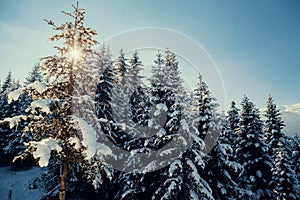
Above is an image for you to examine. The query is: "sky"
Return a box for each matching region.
[0,0,299,109]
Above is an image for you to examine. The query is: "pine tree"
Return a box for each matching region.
[147,51,166,130]
[95,45,115,121]
[146,49,185,149]
[151,73,218,200]
[127,51,148,125]
[226,101,239,154]
[114,48,128,78]
[272,139,300,199]
[151,159,185,200]
[291,135,300,186]
[151,151,214,199]
[0,71,12,96]
[24,63,43,85]
[262,95,288,198]
[2,4,100,200]
[0,72,32,166]
[0,71,14,165]
[203,117,253,200]
[190,74,219,152]
[235,96,273,199]
[111,48,130,126]
[119,50,183,199]
[264,95,285,160]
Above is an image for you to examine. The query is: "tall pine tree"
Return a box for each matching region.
[235,96,273,199]
[3,4,103,199]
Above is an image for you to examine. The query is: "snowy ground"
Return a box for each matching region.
[0,167,45,200]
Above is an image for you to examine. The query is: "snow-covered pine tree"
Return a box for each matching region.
[163,49,184,140]
[0,71,14,165]
[0,71,12,95]
[126,51,149,126]
[112,51,149,199]
[94,50,153,191]
[114,48,128,78]
[95,46,139,151]
[2,3,101,200]
[24,63,43,85]
[263,95,285,159]
[151,73,218,200]
[203,116,252,200]
[272,139,300,199]
[0,72,31,166]
[235,96,273,199]
[146,51,165,131]
[190,74,219,153]
[262,95,287,197]
[226,101,239,154]
[151,159,184,200]
[95,45,115,121]
[291,135,300,187]
[111,48,131,126]
[147,49,185,149]
[151,131,212,199]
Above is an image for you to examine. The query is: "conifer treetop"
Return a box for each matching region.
[41,2,98,82]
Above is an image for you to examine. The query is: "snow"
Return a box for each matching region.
[121,189,137,199]
[154,103,168,116]
[0,115,27,129]
[254,143,260,147]
[72,116,97,160]
[8,88,23,104]
[256,170,262,178]
[154,109,161,116]
[142,160,158,173]
[120,123,127,131]
[181,119,189,131]
[186,158,200,181]
[157,128,167,137]
[189,190,199,200]
[165,181,176,195]
[221,188,227,195]
[159,148,177,156]
[73,95,95,104]
[103,165,114,180]
[28,99,53,113]
[30,138,62,167]
[169,159,182,176]
[27,81,47,94]
[0,167,46,200]
[68,136,81,150]
[98,118,108,123]
[96,143,112,157]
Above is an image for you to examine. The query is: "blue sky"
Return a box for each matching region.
[0,0,299,108]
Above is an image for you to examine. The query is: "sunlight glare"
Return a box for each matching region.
[69,47,82,62]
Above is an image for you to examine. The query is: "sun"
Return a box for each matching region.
[69,47,82,62]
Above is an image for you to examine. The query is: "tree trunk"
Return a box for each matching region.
[59,161,68,200]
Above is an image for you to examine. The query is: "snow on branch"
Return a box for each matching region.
[30,138,62,167]
[71,116,113,161]
[27,81,48,94]
[71,116,97,160]
[0,115,27,129]
[96,143,112,157]
[27,99,55,114]
[7,81,48,104]
[7,88,23,104]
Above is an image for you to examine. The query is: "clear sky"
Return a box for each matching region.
[0,0,299,108]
